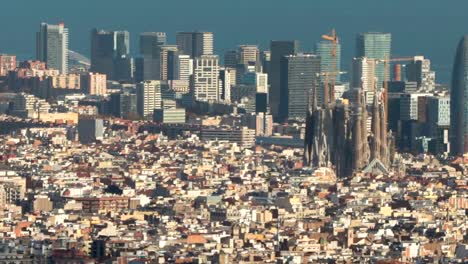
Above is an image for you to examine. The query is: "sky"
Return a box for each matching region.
[1,0,467,83]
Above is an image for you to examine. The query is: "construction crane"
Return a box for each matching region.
[376,56,415,123]
[321,29,339,105]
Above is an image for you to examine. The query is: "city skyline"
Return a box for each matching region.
[0,2,467,263]
[1,0,467,82]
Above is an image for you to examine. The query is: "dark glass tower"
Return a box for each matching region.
[450,36,468,155]
[279,53,320,121]
[269,40,299,121]
[91,29,132,81]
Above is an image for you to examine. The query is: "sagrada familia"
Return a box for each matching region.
[304,88,393,178]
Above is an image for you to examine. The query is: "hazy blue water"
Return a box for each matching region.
[1,0,467,83]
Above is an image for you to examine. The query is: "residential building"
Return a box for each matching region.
[0,54,16,76]
[81,72,107,95]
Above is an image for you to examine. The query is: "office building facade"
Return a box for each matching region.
[356,32,391,90]
[36,22,69,74]
[176,32,213,58]
[137,80,162,120]
[450,35,468,155]
[91,29,132,81]
[269,40,299,121]
[316,41,341,82]
[192,55,220,102]
[280,54,320,121]
[0,55,16,77]
[140,32,167,55]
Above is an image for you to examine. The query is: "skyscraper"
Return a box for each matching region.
[352,57,377,105]
[173,54,193,82]
[137,80,162,120]
[405,56,435,91]
[356,32,391,90]
[219,67,232,103]
[36,22,69,74]
[91,29,132,81]
[269,40,300,121]
[316,41,341,82]
[155,45,178,81]
[280,54,320,121]
[140,32,167,55]
[176,32,213,58]
[224,50,238,68]
[450,36,468,155]
[192,55,219,102]
[238,45,259,67]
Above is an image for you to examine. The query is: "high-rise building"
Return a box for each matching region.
[352,57,377,105]
[316,41,341,82]
[78,117,104,144]
[80,73,107,95]
[219,67,233,103]
[280,54,320,121]
[269,40,299,121]
[140,32,167,55]
[137,80,162,120]
[241,72,268,93]
[192,55,219,102]
[36,22,69,74]
[176,32,213,58]
[91,29,132,81]
[261,51,271,75]
[450,36,468,155]
[224,50,238,68]
[238,45,259,67]
[143,44,178,81]
[110,92,137,119]
[158,45,178,81]
[426,96,450,154]
[12,92,50,118]
[0,55,16,76]
[405,56,435,91]
[173,54,193,81]
[355,32,391,89]
[400,93,432,121]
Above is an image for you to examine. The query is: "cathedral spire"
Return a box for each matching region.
[370,92,381,161]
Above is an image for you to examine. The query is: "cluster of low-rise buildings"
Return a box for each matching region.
[0,120,466,263]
